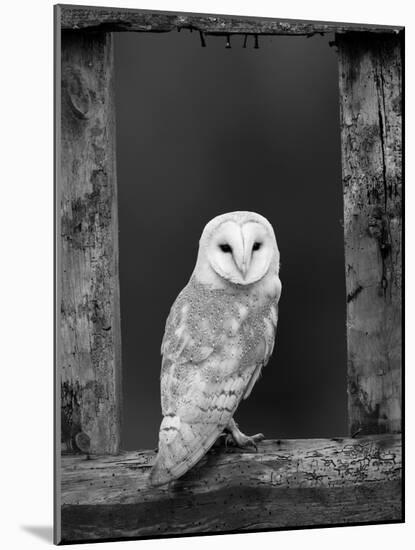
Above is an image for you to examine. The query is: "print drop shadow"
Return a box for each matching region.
[21,525,53,543]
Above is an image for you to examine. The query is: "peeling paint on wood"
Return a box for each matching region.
[59,5,403,36]
[60,31,122,455]
[60,435,402,542]
[337,33,402,436]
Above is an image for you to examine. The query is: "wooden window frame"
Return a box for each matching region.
[54,4,404,544]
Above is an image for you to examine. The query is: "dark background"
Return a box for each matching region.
[114,30,347,451]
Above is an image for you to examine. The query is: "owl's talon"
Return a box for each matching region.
[225,434,234,448]
[226,419,265,451]
[247,433,265,451]
[212,432,232,450]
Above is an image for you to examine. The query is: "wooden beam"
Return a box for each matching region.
[59,5,403,35]
[60,30,122,455]
[337,33,403,436]
[60,435,402,542]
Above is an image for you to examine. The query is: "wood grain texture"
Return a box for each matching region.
[60,435,402,542]
[337,33,403,436]
[59,5,403,35]
[60,31,122,455]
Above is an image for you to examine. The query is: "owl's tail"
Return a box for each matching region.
[148,455,172,487]
[148,415,222,487]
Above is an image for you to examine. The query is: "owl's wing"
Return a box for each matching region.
[149,295,260,487]
[242,303,279,400]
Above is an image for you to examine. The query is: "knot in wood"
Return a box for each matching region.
[64,67,92,120]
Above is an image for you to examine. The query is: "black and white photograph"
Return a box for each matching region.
[54,3,403,545]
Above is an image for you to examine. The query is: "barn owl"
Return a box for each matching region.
[149,211,281,486]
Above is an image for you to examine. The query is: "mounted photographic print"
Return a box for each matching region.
[54,3,404,545]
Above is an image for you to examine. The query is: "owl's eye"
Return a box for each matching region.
[219,244,232,253]
[252,242,262,251]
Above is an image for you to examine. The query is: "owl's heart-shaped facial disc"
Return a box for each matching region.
[194,211,280,286]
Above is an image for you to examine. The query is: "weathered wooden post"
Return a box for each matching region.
[60,30,122,455]
[337,33,402,436]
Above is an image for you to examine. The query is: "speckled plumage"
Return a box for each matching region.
[150,212,281,486]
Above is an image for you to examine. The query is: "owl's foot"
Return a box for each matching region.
[226,418,264,451]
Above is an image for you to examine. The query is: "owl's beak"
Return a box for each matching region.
[236,255,250,279]
[234,229,250,279]
[240,261,249,278]
[234,253,248,279]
